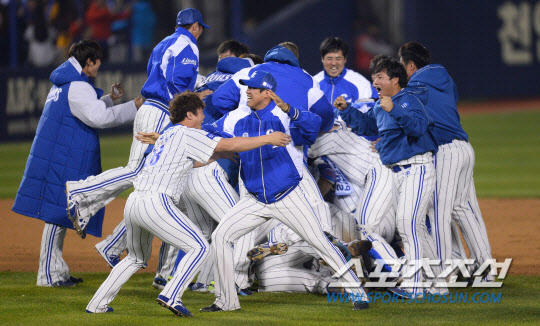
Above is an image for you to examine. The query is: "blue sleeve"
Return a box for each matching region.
[309,96,334,133]
[202,113,234,138]
[387,94,429,138]
[166,48,197,95]
[288,107,322,145]
[209,78,241,116]
[338,103,378,136]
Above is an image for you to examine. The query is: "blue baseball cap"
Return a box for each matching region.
[239,71,277,91]
[176,8,209,29]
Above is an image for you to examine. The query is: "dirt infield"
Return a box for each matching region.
[0,198,538,276]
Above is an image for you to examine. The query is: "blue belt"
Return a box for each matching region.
[391,164,411,173]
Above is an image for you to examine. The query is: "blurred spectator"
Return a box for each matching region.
[240,53,263,65]
[0,2,9,65]
[85,0,130,60]
[50,0,81,60]
[354,24,393,75]
[130,0,156,62]
[24,0,59,67]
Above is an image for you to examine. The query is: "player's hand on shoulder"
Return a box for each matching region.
[268,90,290,113]
[110,83,124,101]
[136,131,160,144]
[333,96,348,111]
[379,96,394,112]
[134,96,145,109]
[196,89,213,100]
[266,131,291,147]
[370,138,380,152]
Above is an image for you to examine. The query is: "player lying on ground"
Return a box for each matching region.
[85,91,291,317]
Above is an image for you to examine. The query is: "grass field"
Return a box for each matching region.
[1,111,539,198]
[0,272,538,326]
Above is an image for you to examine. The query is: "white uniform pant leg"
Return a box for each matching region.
[95,219,128,259]
[183,195,215,285]
[155,194,210,305]
[68,105,169,219]
[300,164,333,234]
[329,203,357,243]
[394,163,435,296]
[86,195,151,313]
[211,196,270,311]
[257,248,324,293]
[356,160,397,266]
[37,223,69,286]
[452,142,492,267]
[272,185,366,298]
[451,221,467,259]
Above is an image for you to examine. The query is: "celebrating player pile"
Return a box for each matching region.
[12,6,494,317]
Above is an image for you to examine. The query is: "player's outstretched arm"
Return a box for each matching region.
[215,131,291,153]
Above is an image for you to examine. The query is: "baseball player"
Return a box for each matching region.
[200,71,369,312]
[85,91,291,315]
[66,8,210,238]
[399,42,493,276]
[336,56,438,298]
[12,40,140,287]
[314,37,378,120]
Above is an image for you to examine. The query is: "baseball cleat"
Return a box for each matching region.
[200,303,223,313]
[52,280,77,287]
[326,284,346,295]
[247,242,288,261]
[352,301,369,310]
[95,245,120,268]
[325,232,352,261]
[68,276,83,284]
[156,295,193,317]
[190,282,210,292]
[66,182,87,239]
[86,307,114,313]
[152,275,167,290]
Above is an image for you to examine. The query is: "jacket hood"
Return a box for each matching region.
[408,64,451,92]
[263,45,300,67]
[217,57,253,74]
[50,57,90,86]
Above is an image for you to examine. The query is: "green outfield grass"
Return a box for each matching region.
[0,272,537,326]
[1,110,539,198]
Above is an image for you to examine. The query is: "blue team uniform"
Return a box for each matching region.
[204,104,321,204]
[406,64,468,145]
[207,45,334,132]
[339,88,438,165]
[141,26,200,111]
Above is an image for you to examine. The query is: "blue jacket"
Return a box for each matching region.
[314,68,379,138]
[407,64,468,145]
[140,27,199,109]
[340,88,438,165]
[12,59,105,237]
[204,104,322,203]
[207,45,335,132]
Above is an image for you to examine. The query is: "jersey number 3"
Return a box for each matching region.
[148,144,165,167]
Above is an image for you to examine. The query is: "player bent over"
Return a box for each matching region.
[200,71,369,313]
[85,92,291,316]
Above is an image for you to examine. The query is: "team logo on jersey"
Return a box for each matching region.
[206,133,217,140]
[45,87,62,103]
[182,58,197,65]
[266,129,274,135]
[401,102,409,108]
[242,132,249,137]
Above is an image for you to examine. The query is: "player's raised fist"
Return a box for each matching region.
[380,96,394,112]
[266,131,292,147]
[110,83,124,101]
[333,96,348,111]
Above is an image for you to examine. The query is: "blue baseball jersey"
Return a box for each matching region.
[339,88,438,165]
[140,27,199,108]
[204,103,321,204]
[407,64,468,145]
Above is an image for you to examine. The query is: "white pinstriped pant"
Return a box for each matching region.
[37,223,70,286]
[86,192,209,313]
[211,183,366,311]
[67,104,169,220]
[391,161,436,296]
[430,140,492,270]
